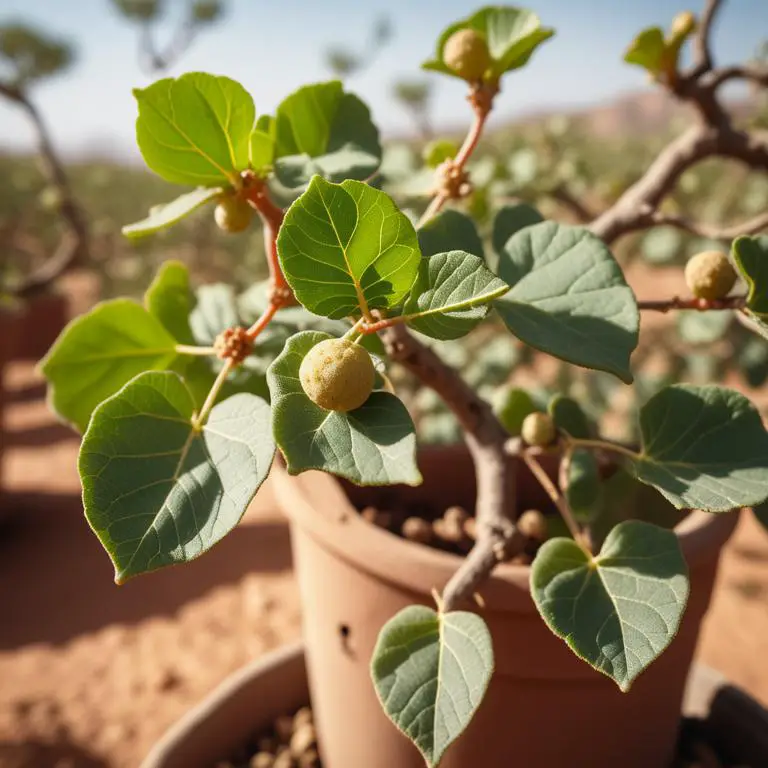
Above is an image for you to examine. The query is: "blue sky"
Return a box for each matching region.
[1,0,766,160]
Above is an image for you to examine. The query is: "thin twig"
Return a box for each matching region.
[650,210,768,240]
[193,358,234,429]
[637,295,747,312]
[246,301,281,341]
[176,344,217,356]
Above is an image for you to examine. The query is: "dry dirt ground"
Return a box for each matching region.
[1,270,767,768]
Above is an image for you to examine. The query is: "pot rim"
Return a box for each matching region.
[272,447,740,613]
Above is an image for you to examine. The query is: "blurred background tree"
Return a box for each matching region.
[323,15,392,81]
[392,78,434,140]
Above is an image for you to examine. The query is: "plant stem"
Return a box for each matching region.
[637,295,747,312]
[359,315,408,334]
[568,437,639,460]
[243,177,289,293]
[193,358,234,430]
[175,344,217,356]
[521,449,590,553]
[246,301,280,341]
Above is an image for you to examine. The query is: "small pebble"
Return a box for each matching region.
[290,723,317,757]
[274,715,294,744]
[433,517,464,544]
[361,506,391,528]
[298,748,321,768]
[273,749,296,768]
[463,517,477,540]
[250,753,274,768]
[444,506,469,525]
[517,509,548,542]
[292,706,313,729]
[402,516,432,544]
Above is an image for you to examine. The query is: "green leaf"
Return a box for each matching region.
[624,27,667,74]
[79,371,275,582]
[189,284,239,345]
[423,7,555,81]
[273,81,381,188]
[641,226,683,265]
[492,203,544,257]
[754,501,768,534]
[532,520,689,692]
[40,299,179,432]
[677,311,732,345]
[277,177,420,319]
[494,221,639,383]
[144,260,195,345]
[418,210,484,259]
[403,250,508,340]
[134,72,254,186]
[122,187,222,238]
[738,337,768,388]
[249,128,275,173]
[494,386,538,435]
[732,235,768,317]
[371,605,494,768]
[566,449,601,523]
[628,384,768,511]
[549,394,591,438]
[267,331,421,486]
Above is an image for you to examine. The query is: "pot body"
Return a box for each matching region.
[5,291,69,361]
[275,445,739,768]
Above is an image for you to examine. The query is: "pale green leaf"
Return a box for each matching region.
[494,221,639,383]
[624,27,667,74]
[144,260,195,345]
[629,384,768,511]
[122,187,222,238]
[403,250,508,339]
[79,371,275,582]
[494,386,538,435]
[418,210,484,259]
[267,331,421,486]
[371,605,494,767]
[277,176,420,319]
[532,520,689,691]
[40,299,179,432]
[492,203,543,257]
[733,235,768,317]
[548,394,591,438]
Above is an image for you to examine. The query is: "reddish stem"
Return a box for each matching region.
[637,295,747,313]
[243,177,288,292]
[245,300,280,341]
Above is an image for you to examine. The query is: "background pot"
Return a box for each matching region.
[5,290,69,362]
[141,643,768,768]
[273,444,739,768]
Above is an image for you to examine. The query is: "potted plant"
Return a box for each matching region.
[40,2,768,767]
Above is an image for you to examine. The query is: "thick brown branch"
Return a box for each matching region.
[549,183,595,223]
[380,324,516,611]
[650,209,768,240]
[705,64,768,90]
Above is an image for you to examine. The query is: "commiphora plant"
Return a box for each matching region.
[40,1,768,765]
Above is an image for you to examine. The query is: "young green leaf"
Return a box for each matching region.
[80,371,275,583]
[423,7,554,81]
[134,72,254,186]
[371,605,494,768]
[40,300,180,432]
[122,187,223,238]
[144,260,195,345]
[249,126,275,174]
[532,520,689,692]
[549,394,591,438]
[273,80,381,188]
[403,250,509,340]
[732,235,768,317]
[277,177,420,319]
[565,449,601,523]
[492,203,544,257]
[267,332,421,486]
[629,384,768,511]
[418,209,484,259]
[624,27,667,74]
[494,386,539,435]
[494,221,639,382]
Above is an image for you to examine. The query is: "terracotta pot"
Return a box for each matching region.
[141,644,768,768]
[273,444,739,768]
[3,290,69,362]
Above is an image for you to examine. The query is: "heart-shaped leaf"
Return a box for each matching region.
[624,27,667,74]
[494,386,538,435]
[492,203,544,257]
[494,221,639,382]
[371,605,494,767]
[79,371,275,582]
[273,80,381,188]
[122,187,223,238]
[40,299,180,432]
[267,331,421,486]
[134,72,254,186]
[532,520,689,691]
[418,209,484,259]
[144,260,195,345]
[565,449,601,523]
[628,384,768,511]
[549,394,591,438]
[403,250,508,340]
[423,7,554,81]
[732,235,768,317]
[278,176,421,319]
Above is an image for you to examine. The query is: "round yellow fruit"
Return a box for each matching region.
[299,338,375,412]
[684,251,737,300]
[442,28,492,81]
[521,412,556,447]
[214,195,253,233]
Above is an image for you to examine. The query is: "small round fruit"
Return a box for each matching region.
[521,412,556,447]
[299,338,375,412]
[442,28,492,81]
[684,251,737,300]
[214,195,253,233]
[517,509,548,542]
[669,10,696,39]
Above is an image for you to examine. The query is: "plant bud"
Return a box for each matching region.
[521,412,556,447]
[442,28,492,81]
[402,516,432,544]
[299,338,375,412]
[684,251,737,300]
[517,509,548,542]
[669,10,696,40]
[214,194,253,233]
